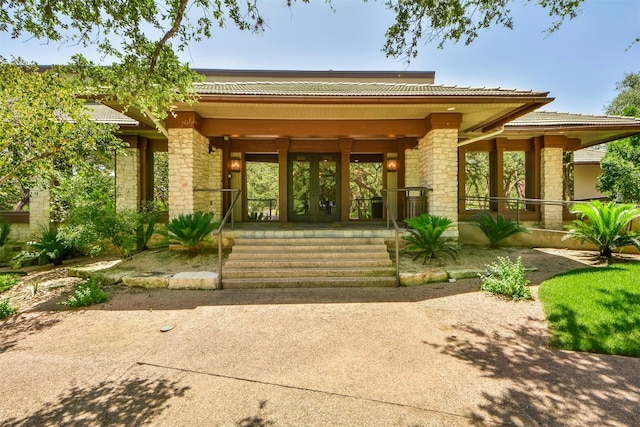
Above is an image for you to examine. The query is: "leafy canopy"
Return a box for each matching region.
[598,71,640,202]
[0,58,124,189]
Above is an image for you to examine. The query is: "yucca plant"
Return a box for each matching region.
[563,200,640,258]
[402,214,458,264]
[161,211,220,257]
[470,212,528,248]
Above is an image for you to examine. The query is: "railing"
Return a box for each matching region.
[381,189,401,287]
[462,196,573,225]
[247,198,278,220]
[350,197,384,220]
[194,188,241,289]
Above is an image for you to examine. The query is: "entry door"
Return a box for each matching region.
[288,153,340,222]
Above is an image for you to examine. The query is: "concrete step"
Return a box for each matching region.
[227,251,391,261]
[221,235,396,289]
[224,259,393,269]
[222,276,397,289]
[230,244,390,253]
[233,237,387,246]
[223,267,396,279]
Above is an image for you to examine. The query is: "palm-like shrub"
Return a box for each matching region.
[29,225,73,266]
[564,200,640,258]
[161,211,220,257]
[402,214,458,264]
[470,212,527,248]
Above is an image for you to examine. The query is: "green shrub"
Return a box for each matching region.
[61,279,110,307]
[161,211,221,257]
[0,274,20,293]
[0,298,18,319]
[470,212,527,248]
[0,218,11,247]
[479,256,532,301]
[402,214,458,264]
[136,204,162,251]
[564,200,640,258]
[28,225,73,266]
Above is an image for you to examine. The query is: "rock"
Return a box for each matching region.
[447,268,483,280]
[122,272,171,288]
[168,271,218,289]
[399,270,448,286]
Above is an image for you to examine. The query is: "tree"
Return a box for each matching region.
[0,58,124,191]
[598,72,640,202]
[0,0,587,124]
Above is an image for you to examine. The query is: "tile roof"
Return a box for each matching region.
[85,103,139,126]
[194,81,548,97]
[507,111,640,127]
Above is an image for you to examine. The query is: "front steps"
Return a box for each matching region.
[222,237,397,289]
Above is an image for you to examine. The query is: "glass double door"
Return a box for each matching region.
[288,153,340,222]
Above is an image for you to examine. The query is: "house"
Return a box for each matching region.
[573,148,606,201]
[12,70,640,241]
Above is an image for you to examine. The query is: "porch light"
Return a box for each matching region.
[230,159,242,172]
[386,159,398,172]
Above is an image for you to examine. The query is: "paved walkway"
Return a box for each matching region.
[1,283,639,426]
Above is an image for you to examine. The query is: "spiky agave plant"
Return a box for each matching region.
[564,200,640,258]
[470,212,528,248]
[402,214,458,264]
[161,211,220,256]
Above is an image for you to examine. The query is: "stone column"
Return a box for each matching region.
[115,147,140,211]
[168,127,210,218]
[404,148,420,187]
[208,148,224,218]
[541,138,565,230]
[29,186,50,230]
[417,113,462,237]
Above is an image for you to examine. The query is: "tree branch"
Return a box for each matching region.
[149,0,190,72]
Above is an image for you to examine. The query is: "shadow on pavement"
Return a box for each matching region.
[3,376,190,427]
[424,318,640,426]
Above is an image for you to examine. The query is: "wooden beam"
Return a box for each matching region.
[199,118,428,138]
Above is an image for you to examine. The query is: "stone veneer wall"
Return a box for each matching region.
[541,147,564,230]
[404,148,420,187]
[29,186,51,229]
[115,149,140,211]
[168,128,210,218]
[418,128,459,236]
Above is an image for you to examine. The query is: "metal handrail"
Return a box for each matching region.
[461,195,574,226]
[194,188,242,289]
[381,189,401,287]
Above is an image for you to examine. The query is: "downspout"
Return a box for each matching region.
[457,126,505,147]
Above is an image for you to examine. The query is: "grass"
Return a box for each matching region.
[539,263,640,357]
[0,274,20,294]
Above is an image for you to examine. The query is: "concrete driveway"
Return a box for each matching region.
[1,280,639,426]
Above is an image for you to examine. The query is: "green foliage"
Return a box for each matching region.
[470,212,527,248]
[479,256,532,301]
[402,214,458,264]
[0,218,11,247]
[607,72,640,117]
[61,279,110,308]
[597,136,640,203]
[0,58,124,189]
[383,0,583,60]
[0,298,18,319]
[563,200,640,258]
[539,264,640,356]
[349,162,383,219]
[0,274,20,293]
[28,225,74,266]
[161,211,220,257]
[136,205,162,251]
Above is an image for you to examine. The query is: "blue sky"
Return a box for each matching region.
[1,0,638,115]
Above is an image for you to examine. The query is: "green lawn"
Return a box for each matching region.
[539,263,640,357]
